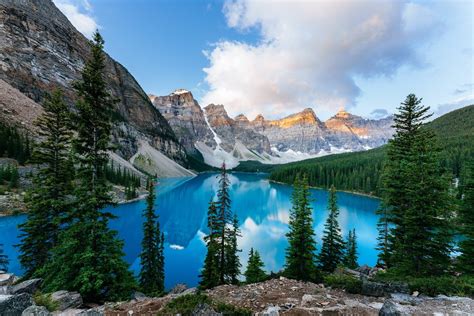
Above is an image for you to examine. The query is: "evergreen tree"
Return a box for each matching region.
[319,185,345,272]
[344,229,358,269]
[41,32,136,302]
[18,89,74,278]
[375,203,391,268]
[0,244,8,272]
[457,160,474,274]
[200,200,220,289]
[284,175,319,281]
[244,248,266,284]
[216,163,233,284]
[200,163,241,288]
[139,178,165,295]
[225,214,241,284]
[380,94,453,276]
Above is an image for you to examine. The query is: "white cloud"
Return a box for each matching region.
[202,0,439,119]
[53,0,99,39]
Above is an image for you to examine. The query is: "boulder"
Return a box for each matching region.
[22,305,51,316]
[50,290,82,311]
[258,305,280,316]
[361,280,409,297]
[11,279,43,295]
[378,299,407,316]
[0,285,11,295]
[357,265,372,275]
[0,293,34,315]
[131,291,147,301]
[0,273,15,286]
[170,283,188,294]
[77,307,104,316]
[191,303,222,316]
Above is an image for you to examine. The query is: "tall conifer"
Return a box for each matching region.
[41,32,136,302]
[225,214,241,284]
[284,175,318,281]
[18,89,73,278]
[380,94,453,276]
[139,178,165,295]
[319,185,345,272]
[344,229,358,269]
[200,200,220,289]
[244,248,266,284]
[457,160,474,274]
[0,244,8,272]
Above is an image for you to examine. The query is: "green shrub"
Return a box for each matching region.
[33,291,59,312]
[158,293,252,316]
[374,271,474,297]
[323,274,362,294]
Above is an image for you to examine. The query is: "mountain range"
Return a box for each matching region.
[150,89,393,168]
[0,0,393,175]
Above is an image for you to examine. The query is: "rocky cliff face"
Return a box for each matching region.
[204,104,271,155]
[149,89,216,154]
[251,108,330,153]
[0,0,187,166]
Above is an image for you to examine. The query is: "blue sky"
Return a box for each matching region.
[54,0,473,120]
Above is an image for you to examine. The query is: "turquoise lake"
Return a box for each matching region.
[0,173,380,289]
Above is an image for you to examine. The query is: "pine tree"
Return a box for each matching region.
[457,160,474,274]
[41,32,136,302]
[319,185,345,272]
[244,248,267,284]
[216,163,233,284]
[284,175,319,281]
[344,229,358,269]
[0,244,8,272]
[225,214,241,284]
[200,163,241,288]
[139,178,165,295]
[18,89,74,278]
[380,94,453,276]
[375,203,391,268]
[200,200,220,289]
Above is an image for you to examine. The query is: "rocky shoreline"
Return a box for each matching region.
[2,270,473,315]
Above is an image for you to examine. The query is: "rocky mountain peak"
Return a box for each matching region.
[204,104,233,127]
[253,114,265,123]
[270,107,321,128]
[234,114,249,122]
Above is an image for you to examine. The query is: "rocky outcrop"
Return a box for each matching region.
[0,293,34,315]
[50,290,82,311]
[22,305,51,316]
[149,89,216,154]
[0,0,187,166]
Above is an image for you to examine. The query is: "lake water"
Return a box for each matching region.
[0,173,380,289]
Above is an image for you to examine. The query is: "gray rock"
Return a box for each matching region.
[21,305,51,316]
[0,293,34,315]
[191,303,222,316]
[77,307,104,316]
[258,305,280,316]
[361,280,409,297]
[50,291,82,311]
[11,279,43,295]
[378,299,405,316]
[131,291,147,301]
[170,283,188,294]
[0,285,11,295]
[0,273,15,286]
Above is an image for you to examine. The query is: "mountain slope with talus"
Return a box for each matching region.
[0,0,192,177]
